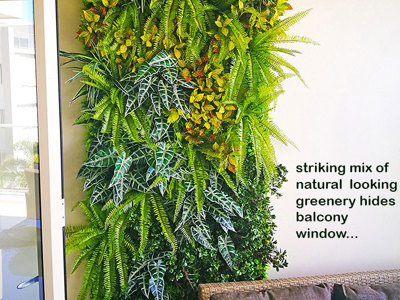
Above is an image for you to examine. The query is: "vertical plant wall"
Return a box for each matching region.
[63,0,313,299]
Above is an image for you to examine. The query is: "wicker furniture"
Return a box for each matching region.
[198,269,400,300]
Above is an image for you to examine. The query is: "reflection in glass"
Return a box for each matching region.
[0,1,43,299]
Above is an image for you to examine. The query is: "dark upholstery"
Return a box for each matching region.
[210,283,331,300]
[332,283,400,300]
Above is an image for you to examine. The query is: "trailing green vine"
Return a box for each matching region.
[63,0,313,299]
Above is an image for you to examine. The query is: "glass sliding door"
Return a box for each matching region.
[0,0,51,299]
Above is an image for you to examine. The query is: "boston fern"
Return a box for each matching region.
[63,0,312,299]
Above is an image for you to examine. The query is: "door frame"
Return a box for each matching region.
[34,0,66,298]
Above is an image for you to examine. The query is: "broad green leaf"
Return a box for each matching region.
[84,147,117,167]
[150,93,163,116]
[157,80,172,110]
[155,143,174,173]
[148,259,166,300]
[84,170,105,191]
[146,167,157,182]
[137,76,156,107]
[203,187,243,217]
[113,178,131,206]
[218,235,235,270]
[150,117,170,142]
[172,85,189,114]
[149,51,177,68]
[90,184,112,206]
[158,181,167,196]
[161,66,178,84]
[131,168,150,193]
[134,61,158,82]
[191,221,215,250]
[109,152,133,187]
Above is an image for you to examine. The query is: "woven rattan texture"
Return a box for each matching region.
[198,269,400,300]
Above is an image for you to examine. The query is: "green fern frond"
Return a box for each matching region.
[187,145,205,217]
[66,230,104,254]
[139,196,151,255]
[124,234,139,259]
[150,194,178,253]
[273,9,312,34]
[162,0,179,47]
[187,0,206,31]
[250,116,277,181]
[234,119,248,185]
[77,201,104,228]
[173,181,186,222]
[267,52,306,85]
[105,193,142,228]
[114,215,129,292]
[224,55,248,103]
[77,242,102,300]
[103,250,114,300]
[273,34,319,45]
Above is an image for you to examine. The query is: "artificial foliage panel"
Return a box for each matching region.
[63,0,313,299]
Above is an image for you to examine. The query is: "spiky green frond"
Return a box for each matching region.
[187,145,206,217]
[150,194,177,253]
[139,196,151,255]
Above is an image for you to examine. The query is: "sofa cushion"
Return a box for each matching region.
[210,283,331,300]
[332,283,400,300]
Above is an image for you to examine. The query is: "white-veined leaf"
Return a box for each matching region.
[83,170,105,191]
[191,224,215,251]
[158,181,167,196]
[113,177,131,206]
[149,51,177,68]
[150,116,170,142]
[218,235,236,270]
[124,86,139,116]
[172,85,189,114]
[155,143,174,173]
[204,187,243,218]
[161,66,178,84]
[176,78,195,89]
[90,184,112,206]
[130,147,148,164]
[146,167,157,182]
[184,181,195,192]
[109,152,133,187]
[157,80,172,110]
[206,203,235,233]
[148,259,166,300]
[151,92,163,116]
[84,147,117,167]
[138,76,156,106]
[135,61,158,82]
[131,169,150,193]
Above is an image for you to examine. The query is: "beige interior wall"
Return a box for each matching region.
[58,0,86,299]
[269,0,400,279]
